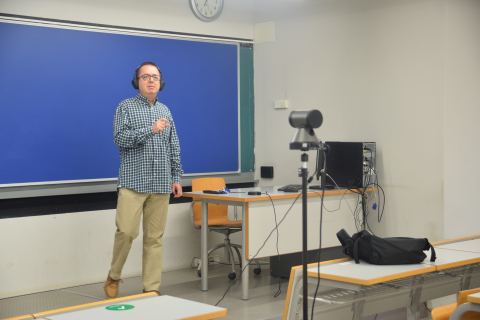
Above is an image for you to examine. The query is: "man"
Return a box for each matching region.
[104,61,183,298]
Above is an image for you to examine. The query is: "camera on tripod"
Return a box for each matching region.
[289,109,323,151]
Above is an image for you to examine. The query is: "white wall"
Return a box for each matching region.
[254,0,478,240]
[443,0,480,238]
[0,204,200,299]
[0,0,255,39]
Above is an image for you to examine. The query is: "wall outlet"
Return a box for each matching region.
[274,99,289,109]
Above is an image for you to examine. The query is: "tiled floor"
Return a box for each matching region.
[0,263,288,320]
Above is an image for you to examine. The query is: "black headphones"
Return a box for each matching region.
[131,61,166,91]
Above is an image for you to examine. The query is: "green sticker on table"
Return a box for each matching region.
[106,304,135,311]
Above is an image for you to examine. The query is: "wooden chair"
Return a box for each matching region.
[431,287,480,320]
[192,177,243,280]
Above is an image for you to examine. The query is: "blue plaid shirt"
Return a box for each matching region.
[114,94,183,194]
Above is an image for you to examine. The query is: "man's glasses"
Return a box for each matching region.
[138,74,161,82]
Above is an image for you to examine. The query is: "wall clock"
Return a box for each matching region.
[190,0,224,22]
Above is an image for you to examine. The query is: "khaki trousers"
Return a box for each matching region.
[108,188,169,291]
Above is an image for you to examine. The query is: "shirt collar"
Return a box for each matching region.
[136,94,157,106]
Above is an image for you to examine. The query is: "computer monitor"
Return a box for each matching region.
[316,141,364,188]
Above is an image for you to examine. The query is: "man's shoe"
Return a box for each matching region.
[143,289,160,296]
[104,276,120,298]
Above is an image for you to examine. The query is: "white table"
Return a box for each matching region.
[184,186,360,299]
[426,247,480,270]
[39,295,227,320]
[283,237,480,320]
[310,259,435,287]
[437,239,480,254]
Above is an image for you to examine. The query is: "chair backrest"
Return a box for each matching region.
[431,287,480,320]
[456,287,480,320]
[191,177,228,227]
[458,287,480,304]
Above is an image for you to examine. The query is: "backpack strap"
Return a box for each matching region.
[429,242,436,262]
[353,237,360,264]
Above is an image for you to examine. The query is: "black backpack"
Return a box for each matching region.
[336,229,436,265]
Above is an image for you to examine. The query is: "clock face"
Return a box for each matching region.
[190,0,224,22]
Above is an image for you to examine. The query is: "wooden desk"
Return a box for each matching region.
[450,291,480,320]
[35,295,226,320]
[184,186,360,299]
[283,235,480,320]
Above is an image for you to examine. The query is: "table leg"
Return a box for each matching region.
[351,289,365,320]
[407,276,424,320]
[287,269,304,320]
[241,203,249,300]
[461,265,473,290]
[201,200,208,291]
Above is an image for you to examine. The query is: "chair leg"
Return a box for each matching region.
[225,240,238,280]
[196,262,202,277]
[196,243,226,277]
[232,245,242,269]
[207,243,225,256]
[227,245,236,273]
[195,233,245,280]
[224,238,234,267]
[231,242,261,275]
[224,244,231,264]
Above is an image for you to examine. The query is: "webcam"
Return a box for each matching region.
[289,109,323,151]
[289,110,323,129]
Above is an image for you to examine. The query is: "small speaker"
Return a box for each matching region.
[260,166,274,179]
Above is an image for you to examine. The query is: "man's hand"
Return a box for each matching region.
[172,183,183,198]
[152,118,170,134]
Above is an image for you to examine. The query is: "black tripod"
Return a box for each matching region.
[289,109,323,320]
[298,152,310,320]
